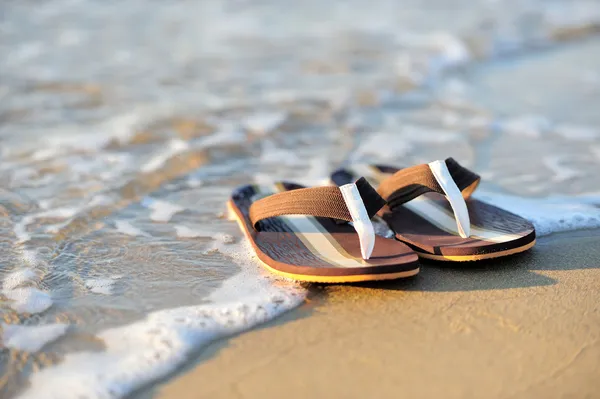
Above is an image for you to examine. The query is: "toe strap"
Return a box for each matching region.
[428,160,471,238]
[248,177,386,259]
[377,158,480,238]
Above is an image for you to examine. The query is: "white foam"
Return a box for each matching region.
[3,269,38,291]
[141,139,189,173]
[475,191,600,237]
[554,124,598,141]
[14,219,32,243]
[498,115,551,138]
[352,126,462,163]
[87,195,113,207]
[31,148,59,161]
[2,323,68,352]
[259,141,303,166]
[174,225,235,244]
[38,110,157,155]
[114,220,151,238]
[214,233,235,244]
[394,31,471,84]
[18,240,305,399]
[142,198,184,222]
[186,177,203,188]
[543,156,583,182]
[174,225,205,238]
[5,287,53,314]
[14,207,79,243]
[352,132,413,162]
[85,278,119,295]
[243,112,287,135]
[37,199,53,210]
[194,129,247,148]
[425,32,472,71]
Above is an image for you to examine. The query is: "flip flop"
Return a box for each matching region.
[331,158,536,261]
[227,178,419,283]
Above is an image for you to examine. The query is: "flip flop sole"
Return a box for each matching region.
[411,239,536,261]
[227,183,420,283]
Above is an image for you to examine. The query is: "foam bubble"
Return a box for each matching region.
[426,32,472,70]
[3,269,38,291]
[5,287,53,314]
[114,220,151,237]
[174,225,204,238]
[141,139,189,173]
[174,225,235,244]
[85,278,119,295]
[14,218,32,243]
[2,323,68,352]
[31,148,59,161]
[195,129,247,148]
[186,177,203,188]
[142,198,184,222]
[243,112,287,135]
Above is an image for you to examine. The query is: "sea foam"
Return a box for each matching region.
[5,287,53,314]
[114,220,151,238]
[85,278,120,295]
[2,323,68,352]
[141,198,184,222]
[475,191,600,237]
[14,190,600,398]
[18,240,305,399]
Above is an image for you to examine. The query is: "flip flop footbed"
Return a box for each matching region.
[229,182,419,282]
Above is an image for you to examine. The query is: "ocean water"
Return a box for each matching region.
[1,0,600,397]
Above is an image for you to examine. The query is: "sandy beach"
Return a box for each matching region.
[151,230,600,399]
[2,0,600,397]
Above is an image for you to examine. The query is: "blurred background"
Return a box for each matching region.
[1,0,599,398]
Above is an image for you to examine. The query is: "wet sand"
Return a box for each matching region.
[153,230,600,399]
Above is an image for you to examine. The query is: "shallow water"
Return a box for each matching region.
[1,0,600,397]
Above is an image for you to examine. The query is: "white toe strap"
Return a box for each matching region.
[339,182,375,260]
[428,160,471,238]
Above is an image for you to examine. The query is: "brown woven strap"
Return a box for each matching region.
[377,158,480,210]
[249,177,386,229]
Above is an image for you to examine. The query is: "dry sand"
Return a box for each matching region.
[146,230,600,399]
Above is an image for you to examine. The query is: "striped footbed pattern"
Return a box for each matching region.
[229,182,418,279]
[331,164,536,258]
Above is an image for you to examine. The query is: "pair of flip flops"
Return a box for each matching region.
[228,158,536,283]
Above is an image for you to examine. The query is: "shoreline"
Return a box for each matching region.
[140,229,600,398]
